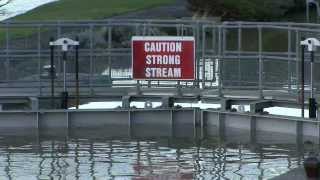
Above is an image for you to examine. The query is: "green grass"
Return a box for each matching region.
[0,0,175,42]
[14,0,174,21]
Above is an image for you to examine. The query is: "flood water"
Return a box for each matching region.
[0,127,306,180]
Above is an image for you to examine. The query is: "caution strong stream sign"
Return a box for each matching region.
[132,36,195,80]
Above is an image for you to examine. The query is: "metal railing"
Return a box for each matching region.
[0,19,319,98]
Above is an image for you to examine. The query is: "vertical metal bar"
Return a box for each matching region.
[212,27,216,87]
[221,26,227,94]
[62,51,68,109]
[136,24,142,94]
[306,0,310,23]
[218,26,223,97]
[180,23,184,87]
[89,25,94,93]
[301,42,305,118]
[108,26,112,82]
[309,51,318,118]
[201,25,206,89]
[196,21,200,88]
[147,23,151,88]
[310,51,314,99]
[258,26,263,99]
[238,24,242,86]
[38,26,42,95]
[50,37,55,109]
[57,21,61,76]
[5,22,9,82]
[177,24,182,91]
[288,28,292,93]
[296,30,300,97]
[63,51,67,92]
[75,37,79,109]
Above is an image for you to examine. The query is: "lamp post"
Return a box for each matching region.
[49,38,79,109]
[301,38,320,118]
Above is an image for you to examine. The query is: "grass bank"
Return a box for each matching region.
[14,0,175,21]
[0,0,175,42]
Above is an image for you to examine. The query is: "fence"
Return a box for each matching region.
[0,19,319,98]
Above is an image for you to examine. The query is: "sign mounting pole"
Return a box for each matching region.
[49,38,79,109]
[49,37,55,109]
[301,37,320,118]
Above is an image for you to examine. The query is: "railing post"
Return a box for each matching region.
[89,24,94,94]
[108,25,112,83]
[218,26,223,97]
[147,22,151,88]
[202,25,206,89]
[196,21,200,88]
[258,26,263,99]
[306,0,310,23]
[38,25,42,96]
[295,30,300,101]
[288,27,292,93]
[56,21,61,77]
[238,23,242,86]
[177,24,182,93]
[136,24,142,94]
[5,22,9,82]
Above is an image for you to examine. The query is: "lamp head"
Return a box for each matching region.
[301,38,320,52]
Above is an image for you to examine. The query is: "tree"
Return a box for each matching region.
[187,0,304,21]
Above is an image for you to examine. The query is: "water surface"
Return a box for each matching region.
[0,128,306,180]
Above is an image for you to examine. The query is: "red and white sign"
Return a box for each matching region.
[132,36,195,80]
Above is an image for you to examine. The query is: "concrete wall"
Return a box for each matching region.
[0,109,197,138]
[0,108,318,144]
[201,110,320,144]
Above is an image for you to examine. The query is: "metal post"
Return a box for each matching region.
[136,24,142,94]
[307,0,310,22]
[311,51,314,99]
[108,26,112,82]
[238,25,242,86]
[309,50,317,118]
[296,31,300,98]
[258,26,263,99]
[57,22,61,77]
[196,21,200,88]
[61,50,68,109]
[147,23,151,88]
[89,25,94,94]
[50,37,79,109]
[50,37,55,109]
[38,26,42,95]
[301,43,305,118]
[75,37,80,109]
[218,26,223,97]
[63,51,67,92]
[5,23,9,82]
[288,28,292,92]
[177,24,182,92]
[202,26,206,89]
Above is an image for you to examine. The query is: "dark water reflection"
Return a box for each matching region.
[0,127,307,180]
